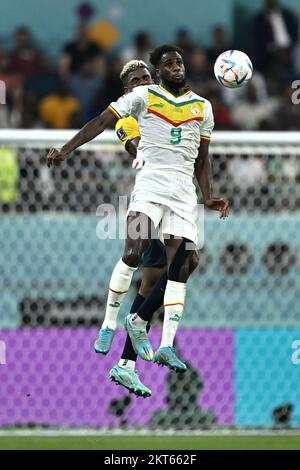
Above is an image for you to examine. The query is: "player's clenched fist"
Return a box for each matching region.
[47,148,68,168]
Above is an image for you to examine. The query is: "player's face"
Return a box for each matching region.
[124,67,153,93]
[157,52,186,88]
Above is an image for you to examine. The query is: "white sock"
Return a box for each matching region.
[160,280,187,348]
[118,359,136,371]
[129,313,147,329]
[102,259,137,330]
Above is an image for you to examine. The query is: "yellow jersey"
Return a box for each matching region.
[115,115,141,146]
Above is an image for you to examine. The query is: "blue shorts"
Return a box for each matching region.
[143,239,167,268]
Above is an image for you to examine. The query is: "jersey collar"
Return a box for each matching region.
[159,84,191,98]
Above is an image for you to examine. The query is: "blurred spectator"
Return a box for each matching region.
[269,154,299,182]
[207,25,231,65]
[9,27,44,79]
[23,56,59,128]
[121,32,153,64]
[0,48,24,128]
[94,55,124,111]
[61,22,103,74]
[227,155,267,188]
[208,88,234,130]
[25,56,58,103]
[39,79,80,129]
[175,29,194,59]
[69,57,104,124]
[221,71,268,107]
[0,89,24,128]
[231,82,277,130]
[0,147,19,207]
[271,81,300,130]
[281,155,299,181]
[253,0,298,88]
[0,48,23,91]
[75,1,120,51]
[186,47,211,95]
[6,85,24,128]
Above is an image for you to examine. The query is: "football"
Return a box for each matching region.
[214,50,253,88]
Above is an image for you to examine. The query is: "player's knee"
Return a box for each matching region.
[122,249,141,267]
[122,241,147,267]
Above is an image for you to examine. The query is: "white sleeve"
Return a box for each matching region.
[200,100,214,141]
[108,87,146,120]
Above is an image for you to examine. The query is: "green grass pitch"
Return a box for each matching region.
[0,435,300,450]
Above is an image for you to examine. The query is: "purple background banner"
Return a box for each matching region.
[0,328,234,427]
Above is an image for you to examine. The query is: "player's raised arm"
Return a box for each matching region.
[195,139,229,219]
[47,109,117,167]
[47,82,145,168]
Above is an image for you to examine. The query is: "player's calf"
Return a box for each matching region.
[94,258,138,355]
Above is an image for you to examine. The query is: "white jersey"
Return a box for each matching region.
[109,84,214,243]
[109,84,214,178]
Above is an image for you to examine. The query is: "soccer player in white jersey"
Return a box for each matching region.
[100,60,200,397]
[47,45,229,377]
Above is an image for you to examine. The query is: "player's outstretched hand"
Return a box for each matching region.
[47,148,68,168]
[205,198,229,219]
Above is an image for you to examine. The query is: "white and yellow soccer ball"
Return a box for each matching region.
[214,50,253,88]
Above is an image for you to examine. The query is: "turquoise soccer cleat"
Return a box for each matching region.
[153,346,187,373]
[94,327,115,354]
[125,315,153,361]
[109,365,152,398]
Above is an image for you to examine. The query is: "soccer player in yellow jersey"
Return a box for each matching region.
[111,61,168,396]
[47,46,229,395]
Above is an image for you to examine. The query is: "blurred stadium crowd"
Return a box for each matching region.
[0,0,300,131]
[0,0,299,213]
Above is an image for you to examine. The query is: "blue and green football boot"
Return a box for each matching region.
[94,327,115,354]
[125,315,153,361]
[153,346,187,373]
[109,365,152,398]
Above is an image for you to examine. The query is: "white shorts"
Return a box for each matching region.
[126,167,203,246]
[127,200,201,246]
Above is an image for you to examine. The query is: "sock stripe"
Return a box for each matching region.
[109,287,128,294]
[164,302,184,307]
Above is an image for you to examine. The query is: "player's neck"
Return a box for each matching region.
[160,81,185,98]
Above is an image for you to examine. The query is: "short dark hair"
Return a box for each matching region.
[149,44,184,68]
[120,59,149,84]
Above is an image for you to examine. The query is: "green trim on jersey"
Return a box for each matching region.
[148,89,205,107]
